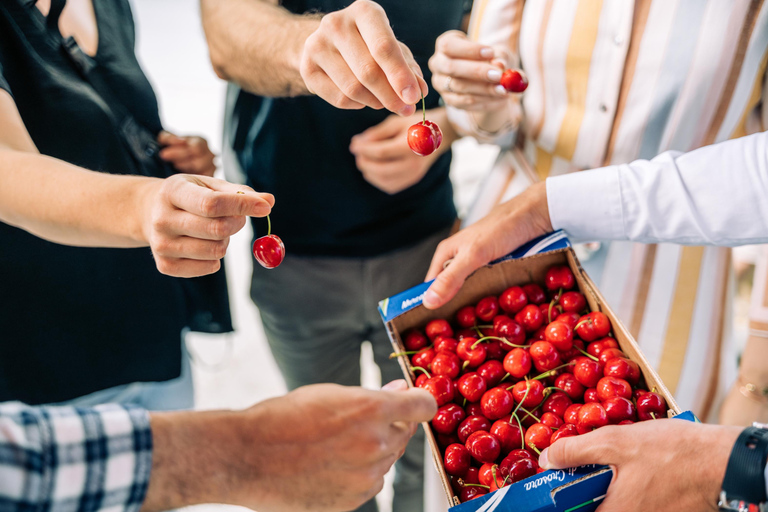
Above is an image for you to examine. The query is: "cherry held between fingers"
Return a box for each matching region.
[500,69,529,93]
[407,94,442,156]
[253,215,285,268]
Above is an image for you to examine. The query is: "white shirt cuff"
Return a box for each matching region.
[546,167,626,243]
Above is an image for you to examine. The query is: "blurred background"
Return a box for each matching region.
[130,1,759,510]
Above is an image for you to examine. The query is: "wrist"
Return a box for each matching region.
[522,182,553,239]
[134,178,162,246]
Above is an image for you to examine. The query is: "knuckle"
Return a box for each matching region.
[199,196,220,217]
[357,61,380,84]
[208,218,230,239]
[154,257,177,276]
[320,12,343,32]
[342,80,367,100]
[371,36,399,60]
[211,239,229,260]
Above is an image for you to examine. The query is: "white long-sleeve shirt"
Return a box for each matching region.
[547,131,768,246]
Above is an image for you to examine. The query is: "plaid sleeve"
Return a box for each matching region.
[0,402,152,512]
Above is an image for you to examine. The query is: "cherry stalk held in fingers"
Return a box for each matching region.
[407,94,442,156]
[252,215,285,269]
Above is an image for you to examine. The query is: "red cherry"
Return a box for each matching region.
[444,444,471,477]
[511,379,545,408]
[423,120,443,147]
[563,404,582,425]
[542,391,572,418]
[559,291,587,313]
[598,348,626,366]
[554,373,585,401]
[544,265,576,291]
[596,376,632,401]
[603,397,636,424]
[484,340,506,361]
[573,357,603,388]
[500,69,529,93]
[253,234,285,269]
[478,463,498,487]
[575,312,612,342]
[637,392,667,421]
[414,373,429,388]
[522,284,547,305]
[633,388,648,401]
[458,372,488,403]
[540,412,564,430]
[577,402,609,432]
[529,340,562,373]
[465,431,501,464]
[480,387,515,420]
[489,420,522,453]
[455,328,476,341]
[515,304,544,332]
[432,404,466,435]
[477,360,505,388]
[604,357,641,385]
[618,420,635,425]
[550,423,578,445]
[583,388,599,403]
[544,321,574,351]
[539,302,563,325]
[403,330,429,351]
[430,352,461,379]
[500,286,528,314]
[436,433,460,451]
[493,315,526,345]
[587,338,619,358]
[524,423,552,451]
[457,415,492,444]
[423,375,454,406]
[426,319,453,341]
[456,337,477,360]
[407,121,441,156]
[460,486,488,502]
[499,452,538,483]
[503,348,532,379]
[465,402,484,417]
[435,337,459,354]
[463,467,480,485]
[456,306,477,328]
[556,312,581,329]
[476,296,500,322]
[411,347,436,369]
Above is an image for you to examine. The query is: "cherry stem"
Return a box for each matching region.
[650,412,657,420]
[500,372,510,383]
[548,299,555,324]
[530,445,541,456]
[463,483,491,489]
[266,214,272,236]
[411,366,431,378]
[518,406,540,423]
[543,386,565,396]
[575,346,599,361]
[473,325,484,338]
[512,413,525,449]
[509,382,531,420]
[421,93,426,123]
[574,318,591,331]
[390,350,420,358]
[473,336,528,349]
[532,362,575,380]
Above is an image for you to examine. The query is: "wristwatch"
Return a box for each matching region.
[719,423,768,512]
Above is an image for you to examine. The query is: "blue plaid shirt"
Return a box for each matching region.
[0,402,152,512]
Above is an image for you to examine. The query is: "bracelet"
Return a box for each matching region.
[739,376,768,404]
[748,328,768,339]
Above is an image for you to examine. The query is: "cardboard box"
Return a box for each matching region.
[378,232,687,512]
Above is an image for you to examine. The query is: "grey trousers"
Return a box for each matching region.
[250,225,453,512]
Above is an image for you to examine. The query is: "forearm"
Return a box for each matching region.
[201,0,319,97]
[547,131,768,246]
[0,149,155,247]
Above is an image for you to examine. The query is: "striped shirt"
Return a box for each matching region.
[453,0,768,419]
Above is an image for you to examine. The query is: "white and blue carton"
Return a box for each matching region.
[379,232,686,512]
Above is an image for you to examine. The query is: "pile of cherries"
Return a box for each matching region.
[398,264,667,503]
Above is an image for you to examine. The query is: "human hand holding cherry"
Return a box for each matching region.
[252,214,285,268]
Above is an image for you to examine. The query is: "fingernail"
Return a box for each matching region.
[480,47,494,59]
[539,448,550,470]
[399,104,416,117]
[495,85,507,95]
[487,69,502,82]
[423,289,440,308]
[382,380,408,391]
[401,85,420,104]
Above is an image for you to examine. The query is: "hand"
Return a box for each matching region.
[143,381,437,512]
[423,182,551,309]
[141,174,274,278]
[350,108,453,194]
[158,131,217,176]
[539,420,742,512]
[429,30,513,111]
[300,0,428,116]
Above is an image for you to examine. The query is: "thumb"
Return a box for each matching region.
[540,428,617,470]
[422,253,478,309]
[383,387,437,423]
[158,130,186,146]
[172,175,275,218]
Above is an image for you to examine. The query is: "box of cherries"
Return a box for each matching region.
[379,235,683,511]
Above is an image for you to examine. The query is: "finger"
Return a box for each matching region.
[154,256,221,278]
[303,63,367,110]
[351,136,407,161]
[540,427,619,470]
[355,5,422,107]
[430,53,503,84]
[157,130,187,146]
[382,387,437,423]
[382,379,408,391]
[168,176,275,218]
[432,73,508,98]
[159,145,194,162]
[436,30,495,61]
[422,251,480,309]
[425,237,459,282]
[153,235,230,261]
[160,209,247,240]
[315,46,386,110]
[333,28,412,115]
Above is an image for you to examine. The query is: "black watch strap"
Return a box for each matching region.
[722,427,768,504]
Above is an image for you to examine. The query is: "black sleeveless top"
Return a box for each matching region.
[231,0,468,257]
[0,0,231,404]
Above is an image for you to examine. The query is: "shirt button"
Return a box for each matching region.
[600,104,608,112]
[614,35,624,46]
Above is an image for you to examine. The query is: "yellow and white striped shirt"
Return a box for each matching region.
[456,0,768,419]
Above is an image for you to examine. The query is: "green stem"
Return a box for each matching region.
[575,346,599,362]
[518,406,540,423]
[266,214,272,236]
[462,483,491,489]
[532,362,575,380]
[512,413,525,450]
[509,381,531,420]
[421,93,426,123]
[473,336,528,349]
[411,366,431,378]
[530,445,541,456]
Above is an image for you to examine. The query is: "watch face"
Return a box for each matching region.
[752,422,768,430]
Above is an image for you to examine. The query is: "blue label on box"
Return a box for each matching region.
[378,231,571,323]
